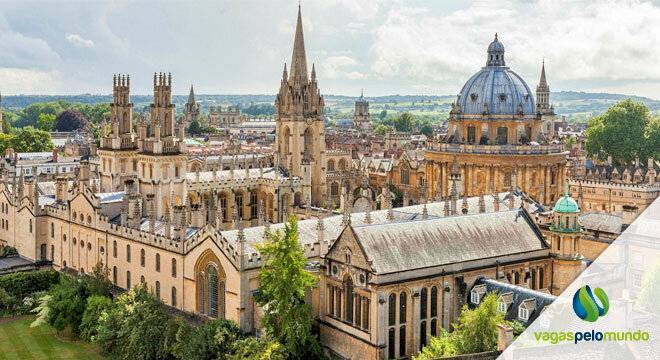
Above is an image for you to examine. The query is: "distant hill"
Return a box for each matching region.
[2,91,658,120]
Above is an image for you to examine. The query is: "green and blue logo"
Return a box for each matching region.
[572,285,609,322]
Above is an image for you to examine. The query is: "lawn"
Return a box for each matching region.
[0,316,104,360]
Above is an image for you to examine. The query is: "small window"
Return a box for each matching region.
[127,245,131,262]
[155,254,161,272]
[126,271,132,289]
[171,258,177,278]
[518,306,529,321]
[155,281,161,298]
[171,287,177,307]
[498,302,508,313]
[140,249,145,267]
[470,291,481,305]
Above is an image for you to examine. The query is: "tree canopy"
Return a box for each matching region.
[415,293,504,359]
[585,99,659,164]
[255,216,322,359]
[0,127,54,153]
[54,109,90,132]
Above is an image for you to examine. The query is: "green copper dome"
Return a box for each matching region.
[553,179,579,213]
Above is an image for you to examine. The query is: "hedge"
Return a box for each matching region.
[0,269,60,299]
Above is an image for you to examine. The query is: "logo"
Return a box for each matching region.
[572,285,609,322]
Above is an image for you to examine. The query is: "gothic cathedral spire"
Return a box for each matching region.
[289,5,308,84]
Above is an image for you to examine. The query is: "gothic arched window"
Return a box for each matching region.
[344,276,354,324]
[207,265,219,318]
[303,128,314,162]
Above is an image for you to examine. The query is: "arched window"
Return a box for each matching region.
[420,320,427,350]
[198,272,205,315]
[539,267,545,289]
[171,287,177,307]
[140,275,145,284]
[207,265,219,318]
[399,292,407,324]
[344,276,354,324]
[113,241,117,258]
[388,293,396,326]
[430,286,438,318]
[126,244,131,262]
[171,258,177,277]
[40,244,47,261]
[420,287,427,319]
[126,271,131,289]
[303,128,314,162]
[327,159,335,172]
[155,281,161,299]
[50,245,54,261]
[112,266,117,285]
[50,223,54,237]
[140,249,145,267]
[338,159,347,171]
[514,271,520,284]
[155,254,161,272]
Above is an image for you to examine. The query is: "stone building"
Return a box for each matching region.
[209,105,243,127]
[354,90,372,132]
[275,6,326,205]
[572,158,659,224]
[425,34,567,206]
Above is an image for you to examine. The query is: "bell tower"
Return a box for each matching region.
[275,5,326,205]
[353,89,371,131]
[98,74,138,192]
[536,60,555,136]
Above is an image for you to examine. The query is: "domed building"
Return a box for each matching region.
[426,34,566,205]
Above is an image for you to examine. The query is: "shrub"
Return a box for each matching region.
[95,285,172,359]
[229,337,288,360]
[47,275,89,335]
[173,318,244,359]
[0,269,60,299]
[0,287,19,313]
[80,295,113,341]
[0,246,18,258]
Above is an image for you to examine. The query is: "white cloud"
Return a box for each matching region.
[65,33,94,48]
[0,68,63,94]
[320,55,366,80]
[369,0,660,96]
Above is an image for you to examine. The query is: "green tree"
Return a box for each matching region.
[585,99,658,164]
[173,318,244,360]
[9,126,54,152]
[80,295,113,341]
[374,123,394,136]
[46,275,89,335]
[0,133,14,154]
[564,135,577,149]
[415,293,504,359]
[230,337,288,360]
[95,284,172,359]
[188,119,202,135]
[379,109,388,120]
[394,112,414,132]
[255,216,321,359]
[82,262,113,297]
[420,123,433,137]
[54,109,90,132]
[37,113,56,131]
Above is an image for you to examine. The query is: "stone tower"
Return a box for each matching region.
[136,73,188,219]
[183,84,200,129]
[536,60,555,136]
[548,179,584,295]
[275,5,326,205]
[98,74,138,191]
[353,89,371,131]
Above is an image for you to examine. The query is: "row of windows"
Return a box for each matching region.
[327,282,370,331]
[1,202,9,214]
[112,241,177,277]
[71,212,93,225]
[111,267,177,306]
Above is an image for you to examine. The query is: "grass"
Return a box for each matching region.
[0,316,104,360]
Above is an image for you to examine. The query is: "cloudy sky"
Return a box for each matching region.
[1,0,659,98]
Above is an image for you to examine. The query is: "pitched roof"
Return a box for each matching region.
[349,209,546,274]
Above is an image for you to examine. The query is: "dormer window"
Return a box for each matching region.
[518,307,529,321]
[498,292,513,313]
[518,298,536,321]
[498,302,508,313]
[470,284,487,305]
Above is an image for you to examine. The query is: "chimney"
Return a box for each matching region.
[55,176,68,203]
[497,323,514,351]
[52,148,58,163]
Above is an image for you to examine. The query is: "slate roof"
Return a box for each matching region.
[349,209,546,274]
[579,211,624,234]
[471,277,556,324]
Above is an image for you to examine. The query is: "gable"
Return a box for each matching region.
[326,226,372,272]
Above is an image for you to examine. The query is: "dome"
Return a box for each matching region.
[455,34,536,116]
[553,180,580,213]
[553,195,579,213]
[487,33,505,54]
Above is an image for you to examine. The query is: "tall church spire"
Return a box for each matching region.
[539,59,548,88]
[289,5,308,84]
[187,84,196,104]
